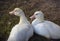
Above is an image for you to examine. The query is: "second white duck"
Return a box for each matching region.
[30,11,60,39]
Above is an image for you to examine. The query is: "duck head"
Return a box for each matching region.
[9,8,24,16]
[30,11,44,21]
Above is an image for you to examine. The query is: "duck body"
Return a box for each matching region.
[7,8,33,41]
[32,20,60,39]
[8,23,33,41]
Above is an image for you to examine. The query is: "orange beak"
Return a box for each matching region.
[30,14,35,20]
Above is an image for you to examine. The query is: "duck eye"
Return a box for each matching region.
[36,14,38,15]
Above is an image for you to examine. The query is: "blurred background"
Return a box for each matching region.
[0,0,60,41]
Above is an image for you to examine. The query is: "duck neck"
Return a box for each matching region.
[36,17,44,23]
[19,15,29,24]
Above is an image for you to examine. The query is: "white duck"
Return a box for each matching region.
[30,11,60,39]
[7,8,33,41]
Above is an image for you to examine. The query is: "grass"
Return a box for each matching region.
[0,0,60,41]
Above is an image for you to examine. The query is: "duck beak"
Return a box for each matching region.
[30,14,35,20]
[9,11,14,15]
